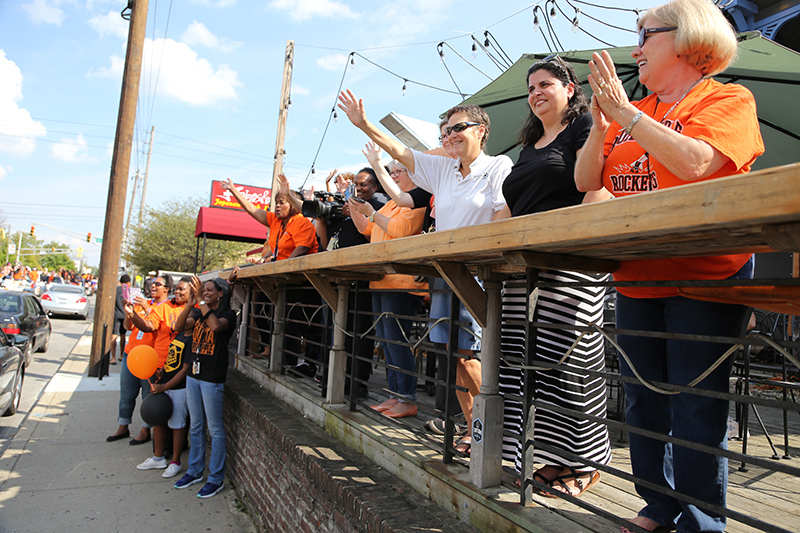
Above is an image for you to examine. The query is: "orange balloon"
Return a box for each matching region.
[127,344,158,380]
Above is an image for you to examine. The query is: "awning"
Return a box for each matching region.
[195,206,266,244]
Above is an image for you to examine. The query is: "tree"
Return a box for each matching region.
[125,195,253,274]
[40,241,76,271]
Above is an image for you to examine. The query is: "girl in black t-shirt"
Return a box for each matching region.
[172,276,236,499]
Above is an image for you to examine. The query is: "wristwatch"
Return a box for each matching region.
[199,300,206,307]
[368,212,375,223]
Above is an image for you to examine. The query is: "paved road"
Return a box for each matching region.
[0,298,94,456]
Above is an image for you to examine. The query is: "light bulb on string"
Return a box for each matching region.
[533,12,540,31]
[333,110,338,123]
[349,55,355,69]
[471,42,477,58]
[550,3,556,18]
[437,43,445,63]
[402,80,407,97]
[572,8,580,33]
[286,96,292,110]
[484,31,490,48]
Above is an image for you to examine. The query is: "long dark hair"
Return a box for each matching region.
[518,57,589,147]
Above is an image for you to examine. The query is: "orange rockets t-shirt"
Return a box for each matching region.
[602,79,764,298]
[145,299,186,367]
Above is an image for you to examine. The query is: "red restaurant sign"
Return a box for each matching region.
[210,180,272,211]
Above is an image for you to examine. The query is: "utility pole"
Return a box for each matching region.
[124,170,140,247]
[15,232,21,264]
[270,40,294,211]
[89,0,149,376]
[139,126,154,224]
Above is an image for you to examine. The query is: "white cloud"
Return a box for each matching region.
[22,0,65,26]
[269,0,357,22]
[181,21,242,53]
[292,84,311,96]
[316,53,348,71]
[91,38,242,106]
[0,165,8,180]
[189,0,237,6]
[0,51,47,157]
[88,10,129,38]
[51,134,95,163]
[370,0,452,47]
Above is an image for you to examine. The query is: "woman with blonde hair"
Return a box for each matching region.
[575,1,763,531]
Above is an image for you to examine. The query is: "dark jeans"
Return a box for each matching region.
[617,293,748,533]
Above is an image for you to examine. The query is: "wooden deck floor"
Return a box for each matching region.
[281,357,800,533]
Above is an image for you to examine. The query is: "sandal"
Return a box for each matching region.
[454,437,472,454]
[541,468,600,499]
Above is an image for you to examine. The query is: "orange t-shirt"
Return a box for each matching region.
[602,79,764,298]
[145,300,186,367]
[125,303,158,354]
[265,212,318,261]
[363,201,427,292]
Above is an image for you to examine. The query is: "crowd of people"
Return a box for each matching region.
[107,270,238,500]
[1,263,96,294]
[102,1,764,529]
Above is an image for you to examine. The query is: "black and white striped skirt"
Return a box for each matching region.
[499,270,611,473]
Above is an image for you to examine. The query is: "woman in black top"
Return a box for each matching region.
[495,56,612,498]
[172,276,237,499]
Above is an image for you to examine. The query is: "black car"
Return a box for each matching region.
[0,291,51,366]
[0,328,25,416]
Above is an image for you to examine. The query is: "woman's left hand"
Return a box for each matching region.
[588,50,630,122]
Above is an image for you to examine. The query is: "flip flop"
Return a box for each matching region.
[454,437,472,454]
[541,468,600,498]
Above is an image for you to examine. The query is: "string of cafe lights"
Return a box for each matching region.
[297,0,643,188]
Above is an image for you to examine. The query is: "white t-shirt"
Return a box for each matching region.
[410,150,511,231]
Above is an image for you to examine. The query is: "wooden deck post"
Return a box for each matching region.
[326,283,349,404]
[270,284,286,373]
[237,284,251,360]
[470,279,504,487]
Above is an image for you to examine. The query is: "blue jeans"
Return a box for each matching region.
[372,291,423,402]
[429,278,482,350]
[186,376,227,485]
[118,352,152,427]
[617,293,748,533]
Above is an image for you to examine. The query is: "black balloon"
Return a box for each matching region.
[140,392,173,427]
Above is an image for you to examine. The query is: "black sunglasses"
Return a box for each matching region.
[638,26,677,48]
[151,281,164,288]
[444,122,481,137]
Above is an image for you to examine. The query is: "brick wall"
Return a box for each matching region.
[223,370,474,533]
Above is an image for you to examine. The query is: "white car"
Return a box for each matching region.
[40,285,90,320]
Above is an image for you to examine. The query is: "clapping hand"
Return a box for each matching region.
[362,141,382,167]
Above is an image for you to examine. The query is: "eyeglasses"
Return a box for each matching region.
[444,121,481,137]
[151,281,164,288]
[389,169,407,177]
[638,26,677,48]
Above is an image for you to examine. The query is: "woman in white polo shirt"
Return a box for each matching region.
[339,90,512,453]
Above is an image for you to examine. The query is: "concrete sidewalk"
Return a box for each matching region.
[0,330,256,533]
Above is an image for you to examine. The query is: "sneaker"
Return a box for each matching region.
[137,456,167,470]
[174,473,203,489]
[197,482,223,499]
[162,462,182,478]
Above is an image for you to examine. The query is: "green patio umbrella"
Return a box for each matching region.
[463,32,800,171]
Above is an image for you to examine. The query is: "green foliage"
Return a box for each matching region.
[125,195,254,274]
[40,241,75,271]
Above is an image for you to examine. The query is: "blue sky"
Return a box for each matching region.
[0,0,659,267]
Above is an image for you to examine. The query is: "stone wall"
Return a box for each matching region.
[223,369,476,533]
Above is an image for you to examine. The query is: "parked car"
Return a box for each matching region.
[0,291,51,365]
[0,329,25,416]
[40,285,90,320]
